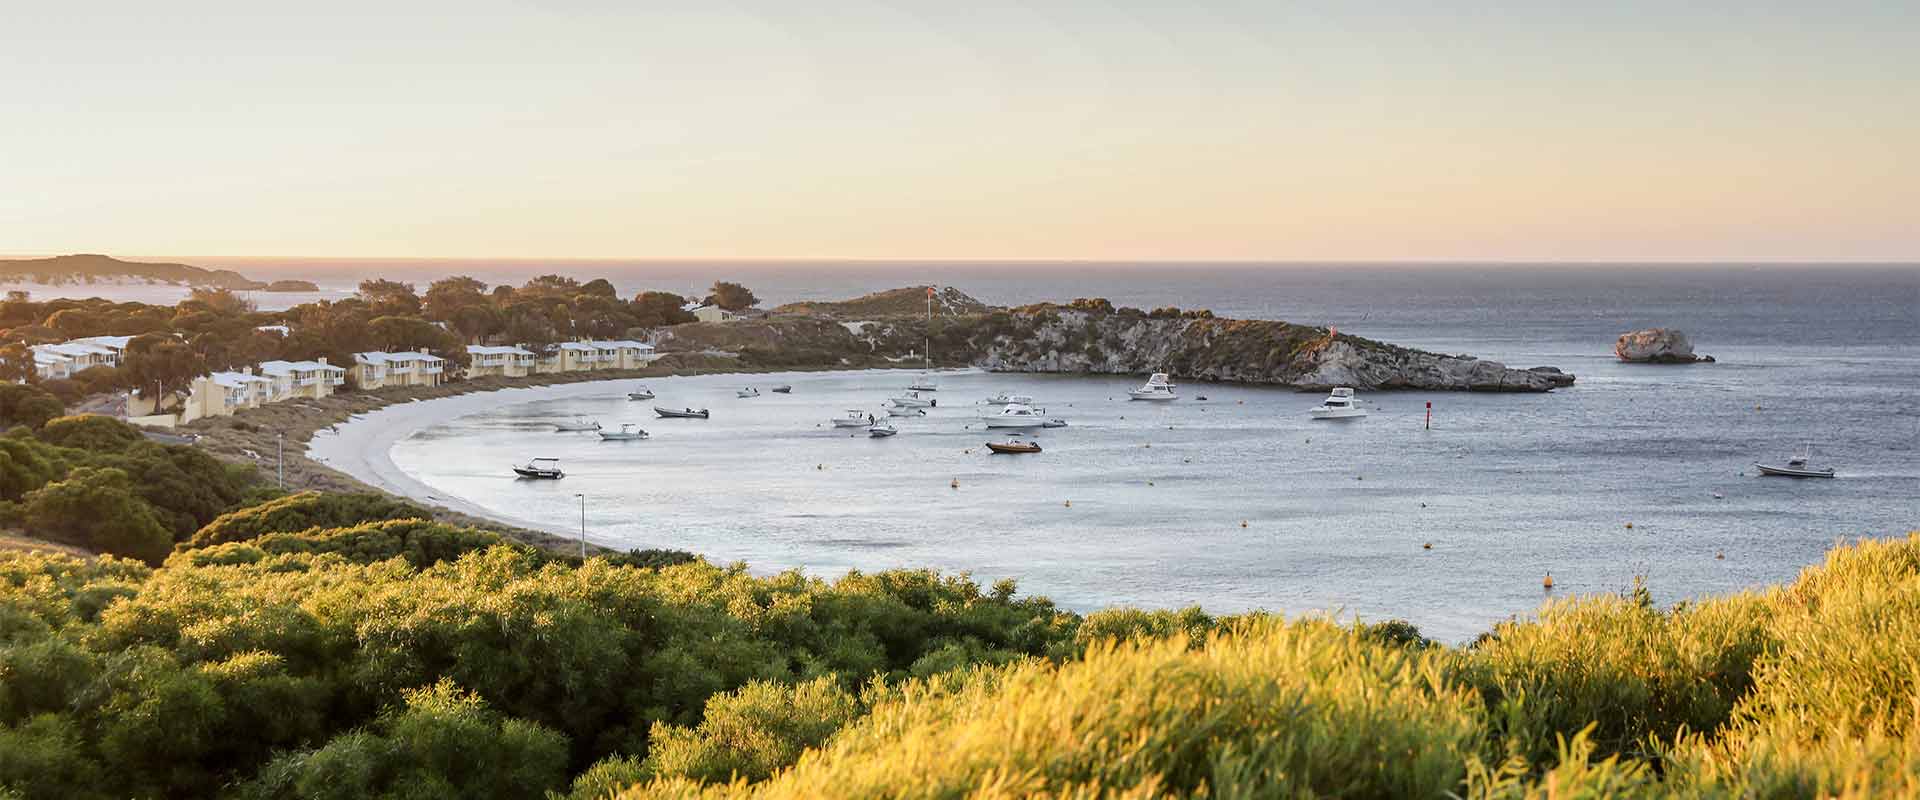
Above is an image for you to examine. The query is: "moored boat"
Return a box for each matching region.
[886,406,928,418]
[654,406,710,419]
[889,391,936,408]
[868,421,898,438]
[984,393,1034,406]
[1755,445,1835,478]
[626,386,655,400]
[830,409,875,428]
[986,436,1042,454]
[908,374,938,392]
[511,457,564,479]
[1127,373,1177,402]
[553,417,602,432]
[1310,387,1367,420]
[984,402,1050,429]
[598,423,649,441]
[770,385,792,394]
[737,387,760,398]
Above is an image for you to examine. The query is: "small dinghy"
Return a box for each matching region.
[886,406,928,418]
[770,385,792,394]
[598,423,649,441]
[654,406,710,419]
[1755,445,1835,478]
[986,436,1042,455]
[554,417,602,432]
[737,387,760,398]
[512,457,564,479]
[830,409,875,428]
[868,421,898,438]
[627,387,656,400]
[1042,418,1069,428]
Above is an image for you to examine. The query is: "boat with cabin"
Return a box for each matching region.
[511,457,564,479]
[598,424,649,441]
[737,387,760,398]
[626,386,655,400]
[654,406,710,419]
[1127,373,1177,402]
[868,421,898,438]
[985,403,1050,429]
[1310,387,1367,420]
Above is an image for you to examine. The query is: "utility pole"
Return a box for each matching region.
[276,431,285,489]
[574,493,587,558]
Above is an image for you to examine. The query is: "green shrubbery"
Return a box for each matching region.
[184,490,431,549]
[2,521,1917,798]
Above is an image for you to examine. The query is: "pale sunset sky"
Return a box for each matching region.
[3,1,1915,261]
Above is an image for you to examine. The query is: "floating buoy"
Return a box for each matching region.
[1144,443,1151,448]
[816,463,824,470]
[1183,458,1191,463]
[1064,500,1071,507]
[1419,502,1428,508]
[1712,492,1724,499]
[1543,573,1555,590]
[1625,522,1634,530]
[1356,475,1363,481]
[1240,520,1248,528]
[1147,480,1154,486]
[1237,400,1244,405]
[1716,551,1725,560]
[1423,542,1432,550]
[950,478,959,489]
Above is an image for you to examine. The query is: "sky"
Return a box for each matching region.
[3,1,1916,262]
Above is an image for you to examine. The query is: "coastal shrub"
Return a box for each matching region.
[21,466,173,563]
[618,621,1488,799]
[641,677,862,784]
[237,679,571,800]
[249,518,508,567]
[35,415,143,453]
[606,548,701,569]
[185,490,432,548]
[0,384,62,431]
[1456,589,1776,766]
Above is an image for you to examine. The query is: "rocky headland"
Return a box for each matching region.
[659,289,1575,392]
[1615,328,1714,363]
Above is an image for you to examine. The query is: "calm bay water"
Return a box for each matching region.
[353,265,1919,641]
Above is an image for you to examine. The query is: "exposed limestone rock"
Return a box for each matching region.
[1615,328,1714,363]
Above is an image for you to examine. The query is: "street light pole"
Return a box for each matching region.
[573,493,587,558]
[276,432,284,489]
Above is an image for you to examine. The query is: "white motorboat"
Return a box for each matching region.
[1127,373,1177,402]
[889,391,936,408]
[1755,445,1835,478]
[886,406,928,418]
[654,406,710,419]
[985,403,1050,429]
[867,421,898,438]
[1310,387,1368,420]
[831,409,876,428]
[511,457,564,479]
[907,373,938,392]
[598,423,649,441]
[553,417,602,432]
[1042,418,1069,428]
[626,386,655,400]
[737,387,760,398]
[984,393,1034,406]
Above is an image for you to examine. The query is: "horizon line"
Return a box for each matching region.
[6,253,1919,268]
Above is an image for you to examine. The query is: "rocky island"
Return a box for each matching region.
[1615,327,1714,363]
[0,253,300,290]
[665,288,1575,392]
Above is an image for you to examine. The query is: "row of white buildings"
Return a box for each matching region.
[27,335,659,426]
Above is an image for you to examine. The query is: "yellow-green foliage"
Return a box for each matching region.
[4,528,1920,798]
[623,620,1486,798]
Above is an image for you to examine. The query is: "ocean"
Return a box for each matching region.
[290,263,1920,642]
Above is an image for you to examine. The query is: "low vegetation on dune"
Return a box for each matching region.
[2,492,1917,798]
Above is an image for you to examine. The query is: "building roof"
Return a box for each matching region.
[467,345,535,356]
[259,359,346,375]
[586,339,653,350]
[71,335,135,350]
[356,350,446,366]
[210,371,273,388]
[31,342,118,360]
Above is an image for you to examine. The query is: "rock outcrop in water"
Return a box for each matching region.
[1615,328,1714,363]
[657,290,1577,392]
[972,308,1573,392]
